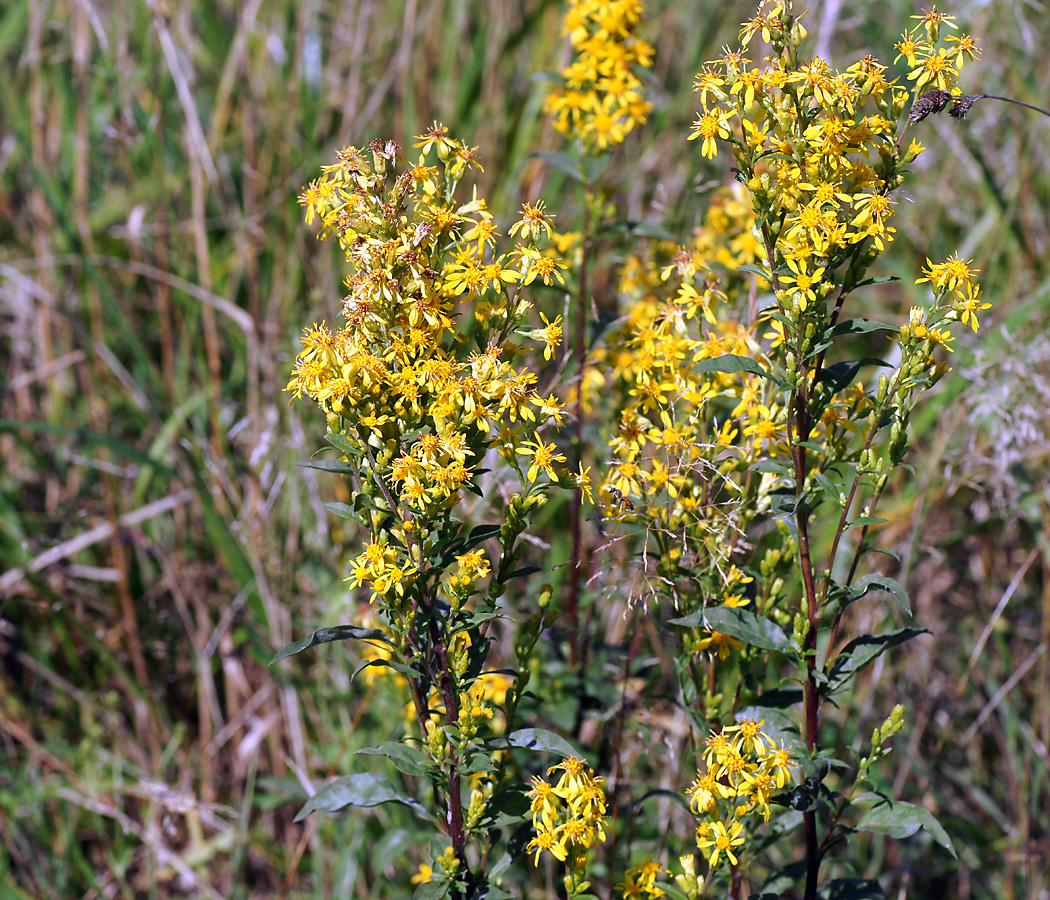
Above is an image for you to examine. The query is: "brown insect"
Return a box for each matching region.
[607,486,635,511]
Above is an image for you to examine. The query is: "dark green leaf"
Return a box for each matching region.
[356,742,433,776]
[738,263,772,280]
[849,574,910,615]
[658,884,691,900]
[846,516,888,528]
[812,472,843,505]
[693,354,773,381]
[854,275,900,288]
[465,524,503,547]
[504,728,579,758]
[856,800,955,857]
[294,773,432,823]
[820,358,893,393]
[668,606,793,653]
[299,459,356,474]
[828,628,930,682]
[325,502,365,524]
[583,154,611,182]
[823,877,886,899]
[831,318,899,337]
[750,459,794,477]
[270,625,391,665]
[469,883,514,900]
[324,432,359,456]
[533,150,583,181]
[352,657,421,683]
[506,565,542,580]
[414,880,451,900]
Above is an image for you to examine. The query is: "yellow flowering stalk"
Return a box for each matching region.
[284,127,580,899]
[580,3,980,896]
[545,0,654,152]
[527,757,608,898]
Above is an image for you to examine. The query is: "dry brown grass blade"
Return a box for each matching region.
[0,489,196,593]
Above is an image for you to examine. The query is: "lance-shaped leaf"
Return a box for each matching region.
[669,606,794,654]
[269,625,392,665]
[490,728,580,759]
[533,150,584,181]
[294,772,434,823]
[856,799,956,857]
[299,458,356,474]
[831,318,900,337]
[848,573,911,615]
[693,353,774,381]
[827,628,930,684]
[356,741,432,776]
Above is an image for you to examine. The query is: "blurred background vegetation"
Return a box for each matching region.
[0,0,1047,897]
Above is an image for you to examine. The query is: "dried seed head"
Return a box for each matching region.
[950,95,979,119]
[909,89,954,123]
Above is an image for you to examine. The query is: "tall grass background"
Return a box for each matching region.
[0,0,1047,897]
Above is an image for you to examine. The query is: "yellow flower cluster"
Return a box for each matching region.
[287,127,568,605]
[616,858,666,899]
[584,2,984,666]
[686,718,797,869]
[896,6,981,96]
[526,757,607,866]
[545,0,654,151]
[918,253,987,332]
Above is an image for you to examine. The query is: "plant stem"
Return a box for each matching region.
[569,188,592,667]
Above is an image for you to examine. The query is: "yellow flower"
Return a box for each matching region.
[518,438,567,484]
[696,819,745,867]
[688,108,732,159]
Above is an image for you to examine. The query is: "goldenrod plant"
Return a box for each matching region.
[280,3,988,898]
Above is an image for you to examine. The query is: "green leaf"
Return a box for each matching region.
[269,625,391,665]
[693,354,774,381]
[294,773,433,823]
[323,432,359,456]
[356,742,433,776]
[827,628,930,682]
[325,502,365,524]
[849,574,910,614]
[414,880,451,900]
[583,153,611,182]
[820,358,893,393]
[503,728,579,758]
[352,657,421,683]
[668,606,793,653]
[831,318,899,337]
[533,150,584,181]
[464,523,502,547]
[854,275,900,288]
[822,878,886,899]
[738,263,772,280]
[469,883,514,900]
[750,459,794,477]
[846,515,888,528]
[812,472,843,505]
[299,459,356,474]
[856,800,956,857]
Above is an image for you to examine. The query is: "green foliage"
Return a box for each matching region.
[2,0,1049,898]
